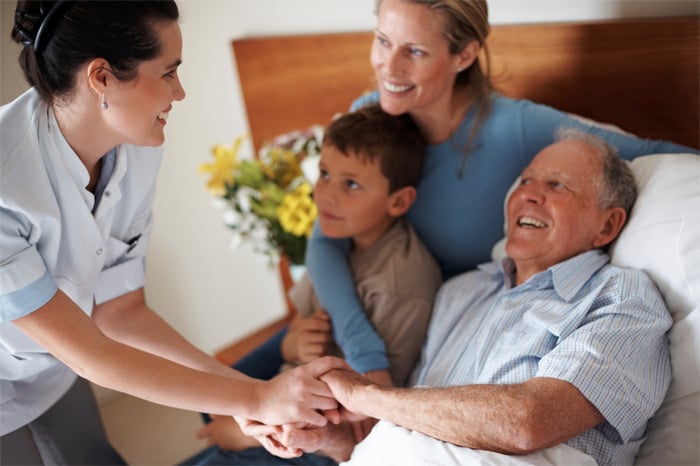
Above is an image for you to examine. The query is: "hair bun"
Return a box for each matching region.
[13,6,41,47]
[12,0,69,52]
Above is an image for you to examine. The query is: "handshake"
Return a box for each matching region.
[196,311,386,463]
[236,357,378,462]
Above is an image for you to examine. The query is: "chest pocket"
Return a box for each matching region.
[103,236,133,269]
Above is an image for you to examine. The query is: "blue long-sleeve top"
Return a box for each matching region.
[307,92,698,374]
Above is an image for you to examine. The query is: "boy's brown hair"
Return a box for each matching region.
[323,105,427,193]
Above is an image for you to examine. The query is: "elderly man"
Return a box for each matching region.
[209,129,672,466]
[314,128,671,465]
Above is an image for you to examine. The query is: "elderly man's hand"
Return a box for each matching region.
[278,419,375,462]
[252,356,348,427]
[321,368,376,421]
[234,417,304,458]
[234,421,346,460]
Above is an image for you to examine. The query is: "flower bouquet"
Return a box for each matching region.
[199,126,323,265]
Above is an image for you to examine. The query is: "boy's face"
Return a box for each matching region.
[314,143,398,252]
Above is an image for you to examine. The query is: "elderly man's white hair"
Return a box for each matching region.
[555,127,637,215]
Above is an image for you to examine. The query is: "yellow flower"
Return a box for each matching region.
[278,182,318,238]
[198,136,244,195]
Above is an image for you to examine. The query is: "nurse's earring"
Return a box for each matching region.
[100,93,109,110]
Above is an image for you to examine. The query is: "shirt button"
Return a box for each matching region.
[104,191,111,197]
[96,248,104,255]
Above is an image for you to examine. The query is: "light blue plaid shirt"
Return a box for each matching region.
[410,250,672,466]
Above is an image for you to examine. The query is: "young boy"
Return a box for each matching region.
[191,105,442,458]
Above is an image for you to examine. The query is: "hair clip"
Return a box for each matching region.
[33,0,69,53]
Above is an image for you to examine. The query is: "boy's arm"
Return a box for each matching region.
[281,309,393,386]
[306,222,390,373]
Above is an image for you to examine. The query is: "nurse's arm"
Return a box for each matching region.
[91,288,243,379]
[13,289,345,427]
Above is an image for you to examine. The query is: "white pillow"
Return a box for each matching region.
[608,154,700,466]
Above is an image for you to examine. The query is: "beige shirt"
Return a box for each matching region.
[289,219,442,386]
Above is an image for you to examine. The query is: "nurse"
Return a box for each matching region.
[0,1,345,464]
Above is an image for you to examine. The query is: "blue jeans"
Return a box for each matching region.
[233,326,288,380]
[180,446,336,466]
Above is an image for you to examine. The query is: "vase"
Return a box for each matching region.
[278,255,306,317]
[288,263,306,283]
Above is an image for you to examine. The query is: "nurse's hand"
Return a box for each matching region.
[251,356,348,427]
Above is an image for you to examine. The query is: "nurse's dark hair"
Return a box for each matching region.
[11,0,179,103]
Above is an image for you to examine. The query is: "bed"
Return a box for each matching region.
[217,17,699,465]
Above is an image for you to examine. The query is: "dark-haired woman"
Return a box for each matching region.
[0,2,345,464]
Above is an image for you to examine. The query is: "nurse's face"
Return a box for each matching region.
[106,21,186,147]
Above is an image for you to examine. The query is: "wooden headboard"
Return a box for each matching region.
[232,17,699,151]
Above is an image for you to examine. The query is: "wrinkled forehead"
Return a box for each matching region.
[528,140,603,178]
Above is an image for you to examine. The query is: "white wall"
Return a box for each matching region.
[1,1,697,355]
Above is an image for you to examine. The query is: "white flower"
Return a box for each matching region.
[236,187,255,213]
[237,214,256,233]
[222,207,241,227]
[291,136,307,154]
[301,154,321,186]
[249,224,269,242]
[310,125,324,149]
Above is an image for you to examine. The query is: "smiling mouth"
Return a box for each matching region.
[517,216,547,228]
[157,111,169,121]
[382,81,414,93]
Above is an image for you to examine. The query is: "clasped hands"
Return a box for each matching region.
[238,310,382,460]
[237,367,376,460]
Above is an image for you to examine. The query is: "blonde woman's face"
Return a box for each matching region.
[371,0,464,118]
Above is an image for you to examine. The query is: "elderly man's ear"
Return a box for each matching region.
[593,207,627,249]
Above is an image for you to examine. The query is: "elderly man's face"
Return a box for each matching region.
[505,139,614,284]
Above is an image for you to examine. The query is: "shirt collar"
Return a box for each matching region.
[45,104,90,192]
[489,250,610,301]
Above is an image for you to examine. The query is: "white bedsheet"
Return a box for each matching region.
[342,420,597,466]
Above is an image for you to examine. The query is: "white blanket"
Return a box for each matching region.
[342,421,597,466]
